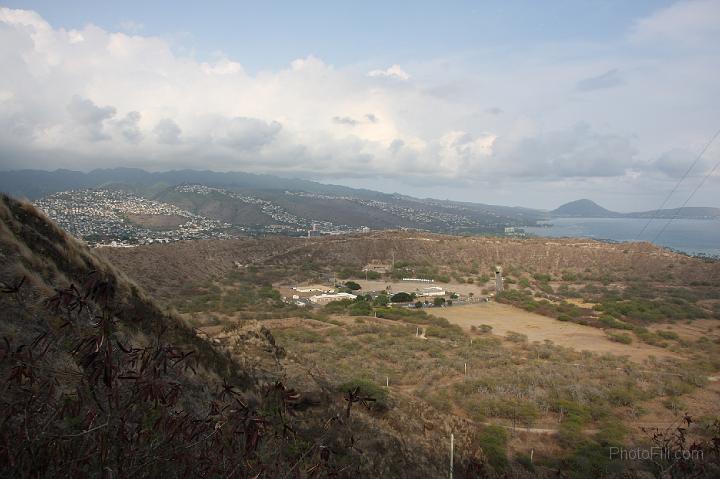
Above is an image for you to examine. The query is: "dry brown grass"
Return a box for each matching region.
[435,302,679,361]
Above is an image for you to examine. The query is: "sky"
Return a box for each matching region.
[0,0,718,210]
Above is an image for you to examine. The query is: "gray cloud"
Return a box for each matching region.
[153,118,182,144]
[492,124,637,178]
[641,148,712,178]
[332,116,358,126]
[221,117,282,150]
[365,113,378,123]
[577,69,624,92]
[66,95,116,141]
[115,111,143,143]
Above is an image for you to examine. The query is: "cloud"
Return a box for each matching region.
[0,4,717,204]
[492,124,637,178]
[332,116,358,126]
[114,111,143,143]
[630,0,720,47]
[66,96,116,141]
[153,118,182,144]
[640,148,713,178]
[367,64,410,81]
[118,20,144,34]
[220,117,281,150]
[577,69,624,92]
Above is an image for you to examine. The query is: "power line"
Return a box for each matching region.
[636,126,720,240]
[653,150,720,244]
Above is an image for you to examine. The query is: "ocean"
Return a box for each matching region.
[525,217,720,257]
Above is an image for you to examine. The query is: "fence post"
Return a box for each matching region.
[450,433,454,479]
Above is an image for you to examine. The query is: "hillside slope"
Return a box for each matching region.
[0,194,479,478]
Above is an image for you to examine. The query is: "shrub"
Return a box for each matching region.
[657,330,680,341]
[348,301,373,316]
[337,379,389,412]
[533,273,552,283]
[505,331,528,343]
[599,315,633,330]
[479,324,493,333]
[606,331,632,344]
[433,297,446,307]
[390,292,413,303]
[373,293,389,306]
[344,281,361,291]
[477,425,508,472]
[323,299,353,314]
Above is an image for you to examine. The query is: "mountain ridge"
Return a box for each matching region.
[552,198,720,220]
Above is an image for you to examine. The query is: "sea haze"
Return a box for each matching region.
[526,217,720,257]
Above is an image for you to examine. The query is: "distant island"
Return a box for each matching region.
[551,199,720,220]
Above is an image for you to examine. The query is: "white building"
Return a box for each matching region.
[419,286,445,297]
[293,286,333,293]
[309,292,358,304]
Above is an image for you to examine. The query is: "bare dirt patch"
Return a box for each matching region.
[434,302,677,361]
[126,213,187,229]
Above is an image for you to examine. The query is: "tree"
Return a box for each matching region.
[414,301,423,309]
[391,292,413,303]
[433,297,446,307]
[345,281,361,291]
[373,293,389,306]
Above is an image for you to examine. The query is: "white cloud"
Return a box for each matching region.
[367,64,410,81]
[630,0,720,47]
[0,3,718,207]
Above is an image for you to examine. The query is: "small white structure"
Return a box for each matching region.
[420,286,445,297]
[309,292,357,304]
[402,278,434,283]
[293,286,333,293]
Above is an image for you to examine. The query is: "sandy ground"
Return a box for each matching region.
[433,302,677,362]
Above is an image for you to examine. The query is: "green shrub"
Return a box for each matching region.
[348,301,373,316]
[337,378,389,412]
[599,315,633,330]
[533,273,552,282]
[390,292,414,303]
[606,331,632,344]
[323,299,353,314]
[373,293,389,306]
[562,272,578,282]
[656,330,679,340]
[505,331,528,343]
[477,425,508,472]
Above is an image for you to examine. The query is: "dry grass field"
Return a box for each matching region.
[434,303,678,361]
[95,231,720,476]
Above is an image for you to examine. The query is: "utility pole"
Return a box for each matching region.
[449,433,454,479]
